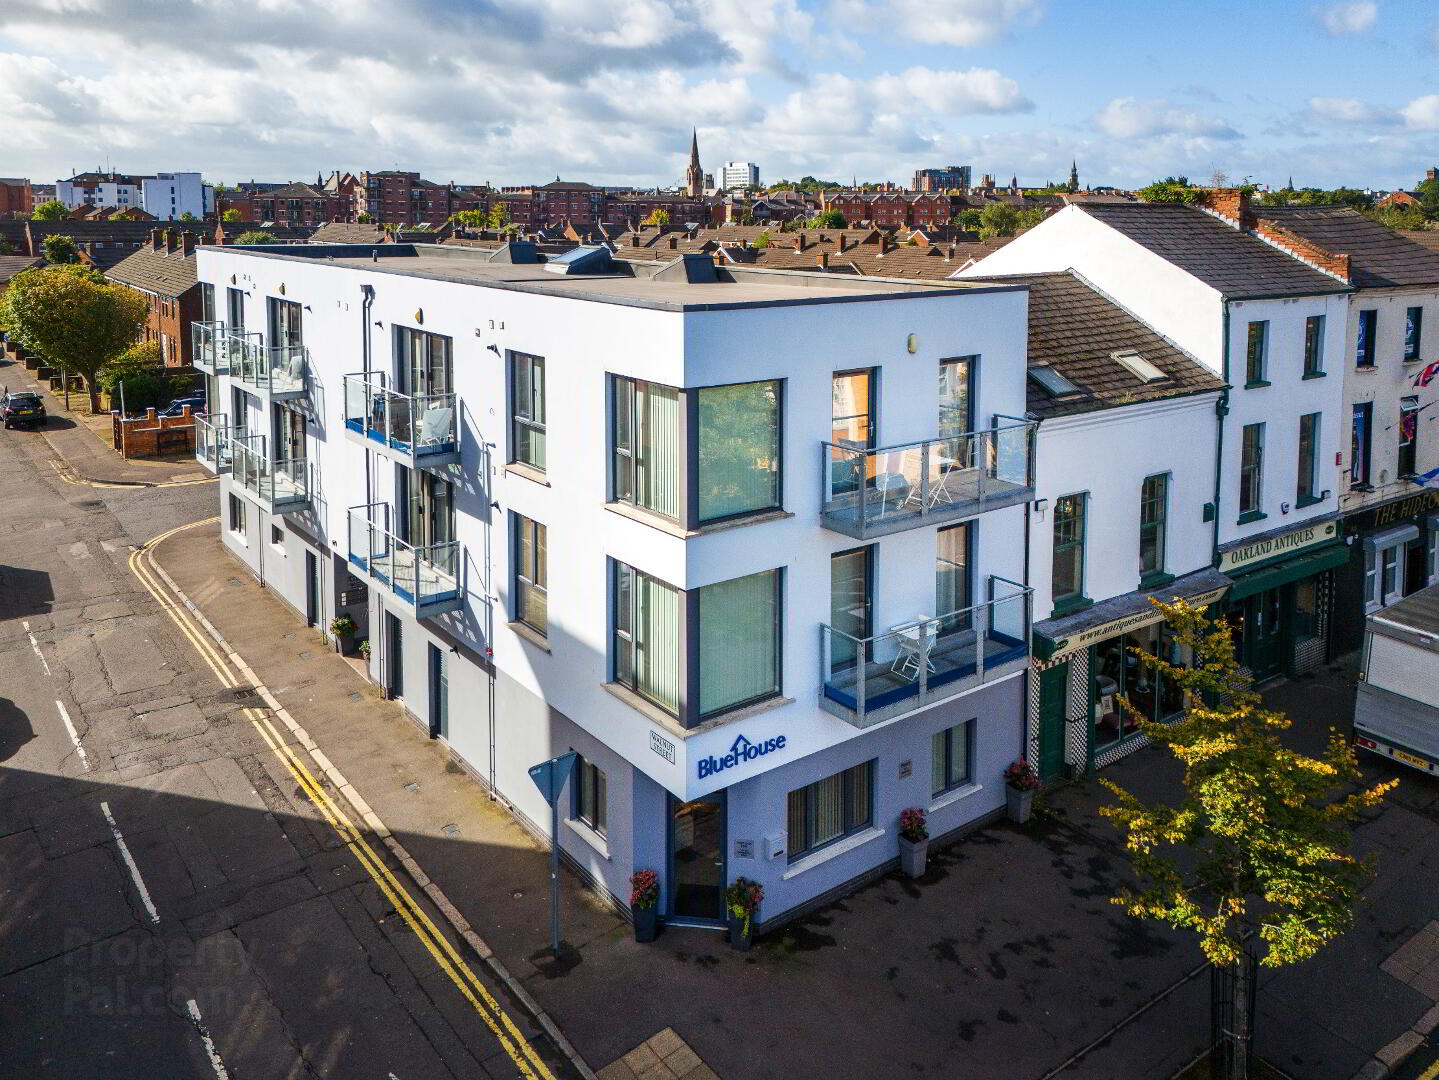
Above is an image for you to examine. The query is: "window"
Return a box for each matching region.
[1297,413,1321,504]
[228,494,245,535]
[1357,309,1377,368]
[510,352,545,470]
[1139,474,1168,581]
[1239,423,1264,517]
[1245,321,1268,386]
[269,525,284,547]
[613,376,681,519]
[1303,315,1325,377]
[936,521,972,629]
[1406,307,1424,362]
[1052,493,1087,607]
[786,760,873,860]
[697,569,781,717]
[1351,403,1373,488]
[572,757,607,836]
[612,562,681,713]
[513,514,547,636]
[829,547,871,672]
[931,722,973,797]
[697,381,780,522]
[1399,396,1419,478]
[939,356,975,437]
[226,286,244,329]
[832,369,875,448]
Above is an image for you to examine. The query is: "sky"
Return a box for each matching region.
[1,0,1437,192]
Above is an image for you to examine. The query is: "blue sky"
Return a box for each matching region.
[1,0,1435,191]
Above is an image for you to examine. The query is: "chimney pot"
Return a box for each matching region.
[181,232,195,255]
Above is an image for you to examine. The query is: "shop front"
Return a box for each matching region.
[1333,490,1439,656]
[1217,518,1347,681]
[1031,568,1231,775]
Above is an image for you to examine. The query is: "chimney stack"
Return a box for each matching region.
[817,252,829,269]
[164,230,177,254]
[1204,188,1255,230]
[181,232,195,255]
[150,228,163,251]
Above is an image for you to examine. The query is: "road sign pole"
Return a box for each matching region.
[550,796,561,956]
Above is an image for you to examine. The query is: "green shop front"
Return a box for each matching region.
[1216,517,1346,682]
[1029,568,1232,777]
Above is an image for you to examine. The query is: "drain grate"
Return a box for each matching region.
[226,578,244,587]
[403,782,419,793]
[226,686,257,702]
[441,824,460,839]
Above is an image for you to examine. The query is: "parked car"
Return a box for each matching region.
[2,392,46,429]
[158,396,206,418]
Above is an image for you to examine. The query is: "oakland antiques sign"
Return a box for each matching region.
[1218,519,1339,574]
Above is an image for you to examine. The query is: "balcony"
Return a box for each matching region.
[233,339,309,402]
[194,413,239,474]
[231,436,311,514]
[347,503,463,618]
[820,576,1032,729]
[342,374,459,468]
[191,321,226,374]
[821,417,1036,539]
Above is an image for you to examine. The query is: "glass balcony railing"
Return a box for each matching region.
[191,321,226,374]
[343,373,458,462]
[232,339,308,399]
[820,575,1032,728]
[821,416,1036,539]
[347,502,463,617]
[194,413,238,473]
[231,436,310,512]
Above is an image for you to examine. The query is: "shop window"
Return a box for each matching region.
[1297,413,1321,505]
[1405,306,1423,362]
[1303,315,1325,377]
[1093,623,1186,750]
[1052,493,1088,610]
[1239,423,1264,518]
[572,757,607,836]
[1356,310,1377,368]
[931,721,973,797]
[1139,474,1168,583]
[1244,321,1269,386]
[786,760,873,861]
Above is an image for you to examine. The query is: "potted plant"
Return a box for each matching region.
[329,614,357,654]
[358,638,372,663]
[897,807,929,878]
[630,869,660,942]
[1004,760,1040,823]
[725,877,763,951]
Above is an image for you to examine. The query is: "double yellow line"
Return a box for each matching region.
[130,520,558,1080]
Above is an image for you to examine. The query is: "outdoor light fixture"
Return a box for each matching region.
[486,344,500,356]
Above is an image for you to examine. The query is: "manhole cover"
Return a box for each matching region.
[403,782,419,793]
[349,693,363,701]
[227,578,244,587]
[298,650,312,659]
[441,824,460,839]
[226,686,257,702]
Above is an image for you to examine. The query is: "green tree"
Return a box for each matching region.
[221,209,242,222]
[356,211,376,223]
[974,202,1044,239]
[811,208,846,229]
[754,230,770,249]
[487,202,510,229]
[953,208,984,229]
[180,211,198,222]
[1415,177,1439,218]
[33,199,69,220]
[98,340,177,413]
[449,209,488,229]
[42,234,80,264]
[4,266,148,411]
[232,230,277,245]
[1100,600,1394,1080]
[643,208,671,227]
[1139,177,1204,204]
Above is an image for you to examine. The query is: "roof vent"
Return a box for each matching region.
[1110,349,1170,384]
[543,245,613,275]
[1028,366,1084,398]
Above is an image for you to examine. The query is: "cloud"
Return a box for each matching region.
[1094,98,1241,141]
[1305,96,1398,125]
[1401,94,1439,130]
[1314,1,1376,35]
[838,0,1044,46]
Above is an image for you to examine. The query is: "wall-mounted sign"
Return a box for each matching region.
[1043,586,1230,659]
[1219,520,1338,574]
[697,733,786,780]
[649,730,676,765]
[1362,490,1439,530]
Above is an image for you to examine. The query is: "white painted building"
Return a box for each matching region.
[963,195,1353,682]
[720,162,760,191]
[142,172,213,220]
[190,241,1039,929]
[56,172,146,211]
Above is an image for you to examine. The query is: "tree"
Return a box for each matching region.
[356,211,376,224]
[221,209,242,222]
[953,208,984,229]
[98,340,175,413]
[33,199,68,220]
[487,202,510,229]
[449,210,489,229]
[180,211,198,222]
[811,208,846,229]
[4,267,148,411]
[643,208,671,227]
[1100,600,1394,1080]
[974,202,1046,240]
[232,230,277,245]
[42,234,80,264]
[754,230,771,249]
[1139,177,1205,204]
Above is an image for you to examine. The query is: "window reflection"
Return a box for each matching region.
[1093,623,1187,749]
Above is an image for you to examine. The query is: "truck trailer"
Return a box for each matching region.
[1355,582,1439,777]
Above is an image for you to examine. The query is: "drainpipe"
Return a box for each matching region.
[1022,417,1038,766]
[360,283,377,684]
[1213,301,1231,568]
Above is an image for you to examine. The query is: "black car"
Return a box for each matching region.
[2,392,46,429]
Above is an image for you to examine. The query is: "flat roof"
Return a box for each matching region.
[197,243,1023,312]
[1370,583,1439,649]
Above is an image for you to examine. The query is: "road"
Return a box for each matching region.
[0,362,574,1079]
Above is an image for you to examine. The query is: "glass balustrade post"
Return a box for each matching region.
[977,431,989,504]
[918,620,930,700]
[855,637,867,720]
[920,441,931,516]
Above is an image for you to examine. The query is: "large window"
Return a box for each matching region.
[1303,315,1325,377]
[936,521,972,630]
[612,562,681,713]
[931,722,973,797]
[830,547,871,671]
[227,493,245,536]
[572,757,607,836]
[1297,412,1320,504]
[1052,493,1087,607]
[1351,403,1373,488]
[1406,307,1424,362]
[399,327,452,396]
[511,352,546,471]
[1399,396,1419,478]
[697,381,780,522]
[1139,474,1168,581]
[1357,309,1377,368]
[613,376,681,519]
[832,369,875,448]
[1094,624,1186,748]
[200,282,216,324]
[697,569,781,717]
[513,514,547,636]
[1239,423,1264,517]
[939,356,975,438]
[1245,321,1268,386]
[786,760,873,861]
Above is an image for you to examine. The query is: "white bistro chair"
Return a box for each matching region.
[890,616,938,680]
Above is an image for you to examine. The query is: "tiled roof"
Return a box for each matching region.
[1078,203,1351,298]
[966,270,1226,419]
[105,244,197,297]
[1400,230,1439,256]
[309,222,385,244]
[1255,206,1439,289]
[0,255,43,284]
[253,182,328,200]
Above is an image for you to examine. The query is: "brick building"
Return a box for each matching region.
[822,190,957,228]
[105,228,206,367]
[219,182,352,227]
[0,178,34,219]
[351,171,488,226]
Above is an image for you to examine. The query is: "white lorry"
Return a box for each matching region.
[1355,582,1439,777]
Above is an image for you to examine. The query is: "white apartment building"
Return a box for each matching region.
[720,162,760,191]
[55,170,213,219]
[56,172,146,211]
[964,194,1352,683]
[190,241,1038,929]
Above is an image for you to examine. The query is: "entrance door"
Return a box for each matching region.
[670,794,725,922]
[1246,588,1285,680]
[1037,661,1069,782]
[428,643,447,739]
[829,547,871,672]
[304,550,319,627]
[385,611,403,700]
[268,298,303,348]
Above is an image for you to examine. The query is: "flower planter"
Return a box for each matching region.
[333,633,354,656]
[727,913,753,952]
[633,905,658,943]
[1006,785,1034,824]
[899,835,929,878]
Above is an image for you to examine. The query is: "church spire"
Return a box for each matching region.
[685,127,704,197]
[1067,159,1080,194]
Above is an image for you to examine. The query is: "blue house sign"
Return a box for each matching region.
[697,733,787,780]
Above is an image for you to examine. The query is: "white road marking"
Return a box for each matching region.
[186,999,231,1079]
[21,621,51,675]
[55,700,89,771]
[99,801,159,924]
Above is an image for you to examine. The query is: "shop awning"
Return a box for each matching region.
[1226,542,1349,602]
[1032,567,1233,662]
